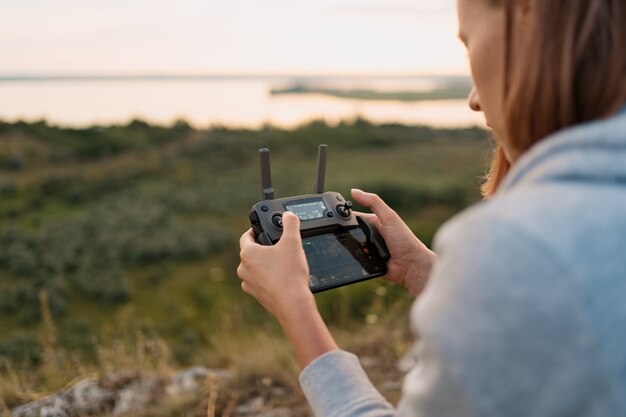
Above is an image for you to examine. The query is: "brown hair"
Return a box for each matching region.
[481,0,626,197]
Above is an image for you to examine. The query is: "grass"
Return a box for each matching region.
[0,118,491,411]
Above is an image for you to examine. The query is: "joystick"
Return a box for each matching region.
[248,145,390,293]
[337,201,353,218]
[271,214,283,228]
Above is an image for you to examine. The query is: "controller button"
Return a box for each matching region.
[327,211,335,218]
[249,211,260,224]
[350,228,367,242]
[271,214,283,228]
[258,233,273,245]
[336,201,353,218]
[261,205,269,212]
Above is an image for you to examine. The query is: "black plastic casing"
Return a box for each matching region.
[249,191,390,293]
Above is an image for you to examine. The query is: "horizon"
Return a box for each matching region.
[0,72,471,81]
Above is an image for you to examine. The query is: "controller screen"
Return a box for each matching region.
[303,230,384,288]
[284,198,328,221]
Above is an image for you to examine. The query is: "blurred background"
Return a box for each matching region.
[0,0,492,415]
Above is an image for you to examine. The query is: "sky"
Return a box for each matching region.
[0,0,468,76]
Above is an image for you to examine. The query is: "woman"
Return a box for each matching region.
[237,0,626,415]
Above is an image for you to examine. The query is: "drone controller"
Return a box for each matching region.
[248,145,390,293]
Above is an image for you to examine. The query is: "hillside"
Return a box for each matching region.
[0,118,491,413]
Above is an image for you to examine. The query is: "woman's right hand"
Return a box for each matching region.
[351,188,436,297]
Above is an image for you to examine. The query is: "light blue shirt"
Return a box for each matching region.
[300,106,626,417]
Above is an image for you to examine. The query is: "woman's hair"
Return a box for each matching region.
[482,0,626,197]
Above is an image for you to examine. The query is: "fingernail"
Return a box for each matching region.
[351,188,364,196]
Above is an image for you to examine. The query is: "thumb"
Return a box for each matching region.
[279,212,302,245]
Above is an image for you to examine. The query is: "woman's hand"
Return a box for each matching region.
[237,212,338,368]
[351,188,436,297]
[237,211,314,321]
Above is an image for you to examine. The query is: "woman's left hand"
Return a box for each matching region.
[237,212,315,321]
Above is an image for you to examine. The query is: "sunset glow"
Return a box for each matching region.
[0,0,467,76]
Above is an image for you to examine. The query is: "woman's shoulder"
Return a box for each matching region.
[424,184,626,364]
[433,193,564,266]
[431,194,571,293]
[411,191,626,417]
[436,173,626,279]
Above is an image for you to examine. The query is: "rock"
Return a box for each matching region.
[11,366,233,417]
[12,395,73,417]
[112,377,163,416]
[234,396,265,415]
[102,369,139,389]
[165,366,232,396]
[397,342,420,373]
[270,387,288,397]
[11,379,115,417]
[359,356,377,369]
[65,379,116,415]
[380,380,403,392]
[256,407,292,417]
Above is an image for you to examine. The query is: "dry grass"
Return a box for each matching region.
[95,306,174,380]
[0,358,35,411]
[38,289,63,388]
[0,298,176,411]
[1,289,414,416]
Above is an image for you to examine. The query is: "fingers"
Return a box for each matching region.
[238,264,258,296]
[236,263,245,279]
[241,281,256,297]
[351,189,398,223]
[239,228,256,250]
[278,212,301,246]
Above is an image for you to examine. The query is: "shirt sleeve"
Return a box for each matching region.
[299,349,395,417]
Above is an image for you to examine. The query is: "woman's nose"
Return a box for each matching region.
[468,88,482,112]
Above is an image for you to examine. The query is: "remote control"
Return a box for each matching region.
[248,145,390,293]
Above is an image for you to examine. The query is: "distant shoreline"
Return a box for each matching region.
[0,116,485,132]
[0,75,481,129]
[271,85,472,102]
[0,74,472,83]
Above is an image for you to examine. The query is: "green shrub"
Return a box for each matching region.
[361,181,469,211]
[0,154,23,171]
[0,179,18,197]
[0,193,234,310]
[0,333,41,365]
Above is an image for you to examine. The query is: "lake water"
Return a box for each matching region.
[0,77,485,129]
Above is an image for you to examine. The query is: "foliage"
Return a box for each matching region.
[0,118,490,381]
[0,194,233,322]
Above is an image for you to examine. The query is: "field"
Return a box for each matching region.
[0,118,491,411]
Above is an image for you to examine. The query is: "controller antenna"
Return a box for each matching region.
[259,148,274,200]
[313,144,328,194]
